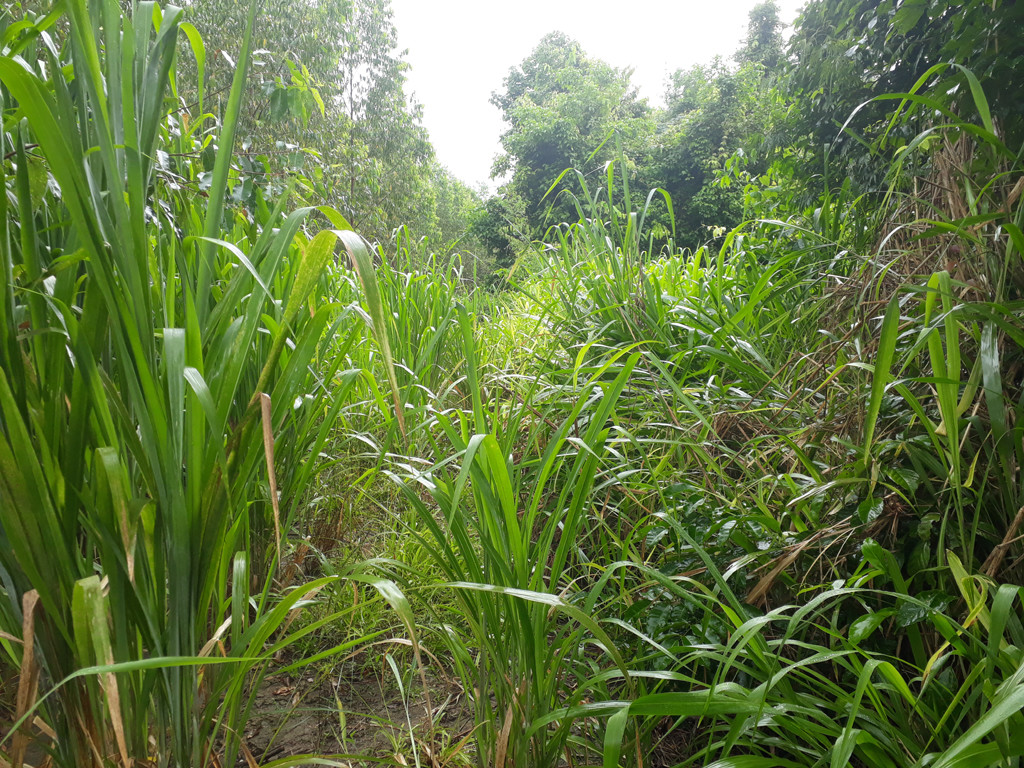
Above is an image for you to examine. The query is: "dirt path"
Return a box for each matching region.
[241,664,473,766]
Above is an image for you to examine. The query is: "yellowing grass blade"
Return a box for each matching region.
[863,294,900,461]
[260,393,282,563]
[12,591,39,768]
[72,578,129,767]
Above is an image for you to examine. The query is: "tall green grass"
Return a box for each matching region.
[354,72,1024,767]
[0,2,397,765]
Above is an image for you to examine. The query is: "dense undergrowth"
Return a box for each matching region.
[1,1,1023,768]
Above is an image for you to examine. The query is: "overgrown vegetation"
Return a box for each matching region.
[1,0,1022,767]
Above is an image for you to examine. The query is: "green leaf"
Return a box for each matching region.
[857,495,884,525]
[863,294,900,459]
[338,229,405,439]
[896,592,951,628]
[893,0,926,34]
[849,609,896,645]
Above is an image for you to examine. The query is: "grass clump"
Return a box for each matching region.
[0,2,402,765]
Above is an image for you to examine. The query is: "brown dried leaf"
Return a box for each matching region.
[260,393,282,562]
[12,590,40,768]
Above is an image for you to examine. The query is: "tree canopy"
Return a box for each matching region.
[184,0,476,247]
[491,31,652,231]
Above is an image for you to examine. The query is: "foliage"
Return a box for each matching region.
[182,0,347,135]
[185,0,444,246]
[786,0,1024,189]
[468,192,529,278]
[735,0,785,70]
[331,0,433,240]
[639,58,793,246]
[491,31,653,231]
[489,6,796,251]
[420,163,485,257]
[344,55,1024,767]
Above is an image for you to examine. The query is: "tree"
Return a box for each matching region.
[786,0,1024,191]
[426,165,483,253]
[183,0,437,244]
[182,0,349,144]
[637,59,792,246]
[491,32,653,231]
[735,0,785,71]
[469,193,529,278]
[334,0,433,240]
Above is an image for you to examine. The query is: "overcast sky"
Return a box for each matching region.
[389,0,805,190]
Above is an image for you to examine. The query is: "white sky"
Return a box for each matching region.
[390,0,805,190]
